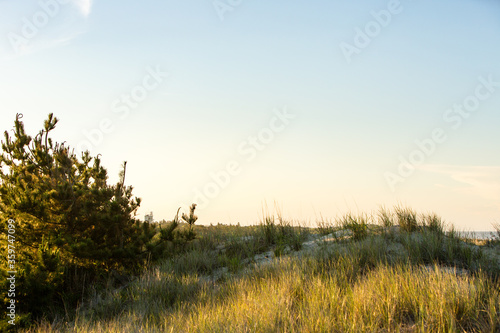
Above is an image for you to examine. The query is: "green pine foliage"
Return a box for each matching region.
[0,114,197,325]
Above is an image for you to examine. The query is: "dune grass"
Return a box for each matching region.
[23,207,500,333]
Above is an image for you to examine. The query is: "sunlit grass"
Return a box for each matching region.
[24,207,500,333]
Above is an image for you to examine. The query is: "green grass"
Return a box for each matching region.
[338,213,370,241]
[395,206,419,232]
[23,207,500,333]
[378,206,394,228]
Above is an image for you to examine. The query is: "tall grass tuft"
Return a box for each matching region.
[422,212,446,234]
[395,206,419,232]
[337,213,369,241]
[258,213,308,254]
[317,215,335,236]
[378,206,394,227]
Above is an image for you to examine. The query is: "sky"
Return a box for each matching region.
[0,0,499,230]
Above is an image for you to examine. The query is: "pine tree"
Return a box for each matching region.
[0,113,194,323]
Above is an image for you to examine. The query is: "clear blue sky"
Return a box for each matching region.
[1,0,499,230]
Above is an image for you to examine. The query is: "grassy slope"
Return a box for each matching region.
[26,208,500,333]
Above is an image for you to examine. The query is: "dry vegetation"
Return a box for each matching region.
[25,207,500,332]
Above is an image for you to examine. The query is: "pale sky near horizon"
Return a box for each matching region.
[0,0,499,230]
